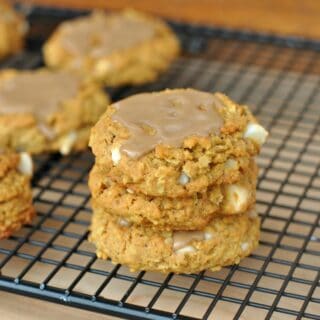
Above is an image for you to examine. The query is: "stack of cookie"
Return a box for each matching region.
[89,89,268,274]
[0,150,33,239]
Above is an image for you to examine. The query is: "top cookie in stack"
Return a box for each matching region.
[90,89,267,198]
[89,88,268,273]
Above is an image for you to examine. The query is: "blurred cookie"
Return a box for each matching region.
[90,89,268,197]
[0,150,34,239]
[90,205,260,274]
[0,0,27,59]
[0,69,110,154]
[43,9,180,86]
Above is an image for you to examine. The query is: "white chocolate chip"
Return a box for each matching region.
[225,158,237,169]
[204,232,214,240]
[225,184,249,214]
[95,60,112,75]
[244,123,268,145]
[173,231,204,251]
[241,242,249,251]
[178,172,190,185]
[126,188,134,194]
[175,245,197,255]
[59,132,77,155]
[18,152,33,176]
[111,147,121,165]
[118,217,131,227]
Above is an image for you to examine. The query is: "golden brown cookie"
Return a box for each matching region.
[43,9,180,86]
[0,169,31,203]
[0,207,34,239]
[0,69,110,154]
[0,0,27,59]
[90,89,268,197]
[0,149,20,178]
[89,160,257,230]
[0,150,34,239]
[90,205,260,274]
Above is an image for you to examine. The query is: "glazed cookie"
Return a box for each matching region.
[90,205,260,274]
[0,150,34,239]
[90,89,268,197]
[0,0,27,59]
[89,160,257,230]
[43,9,180,86]
[0,69,110,154]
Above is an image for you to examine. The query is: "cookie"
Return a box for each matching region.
[0,69,110,154]
[0,150,34,239]
[90,205,260,274]
[0,149,21,178]
[43,9,180,86]
[0,0,27,59]
[89,160,257,230]
[0,169,31,203]
[90,89,268,197]
[0,207,34,240]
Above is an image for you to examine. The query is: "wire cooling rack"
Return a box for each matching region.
[0,6,319,320]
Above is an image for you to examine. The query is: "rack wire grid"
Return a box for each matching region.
[0,6,319,320]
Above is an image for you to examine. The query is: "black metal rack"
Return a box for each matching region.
[0,6,320,320]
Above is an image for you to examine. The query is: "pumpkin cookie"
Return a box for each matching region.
[0,0,27,59]
[0,150,34,239]
[0,69,110,154]
[89,160,257,230]
[43,9,180,86]
[90,89,268,197]
[90,205,260,274]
